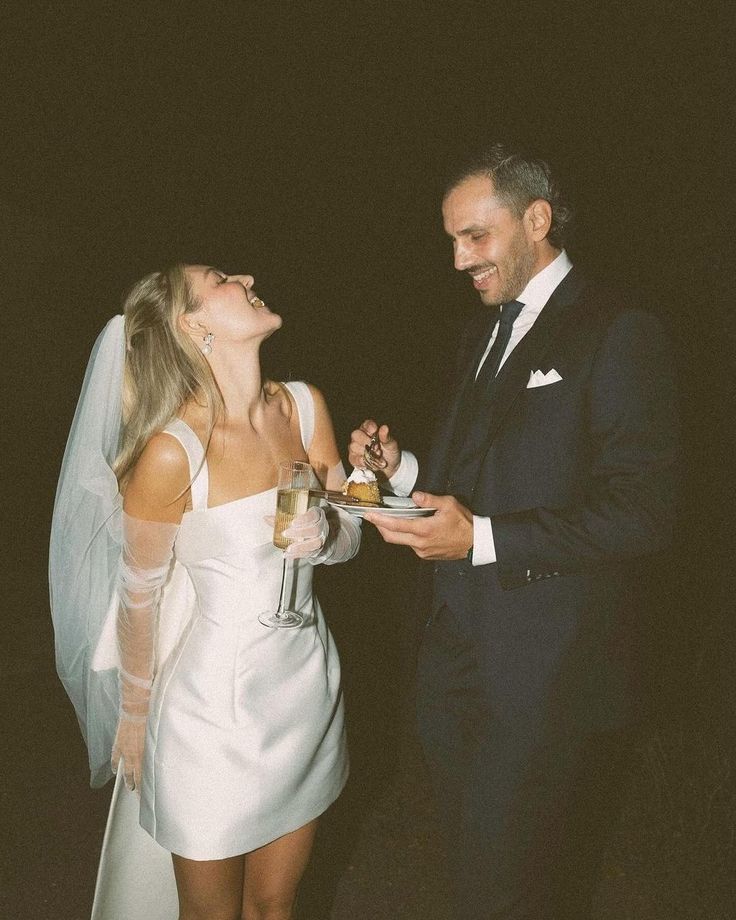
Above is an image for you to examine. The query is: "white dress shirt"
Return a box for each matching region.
[389,250,573,565]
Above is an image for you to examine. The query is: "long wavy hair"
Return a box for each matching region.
[114,263,224,487]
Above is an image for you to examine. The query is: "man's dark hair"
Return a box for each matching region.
[444,144,573,249]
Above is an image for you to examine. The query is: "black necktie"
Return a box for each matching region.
[445,300,525,498]
[473,299,524,397]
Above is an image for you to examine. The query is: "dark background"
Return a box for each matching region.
[2,4,733,918]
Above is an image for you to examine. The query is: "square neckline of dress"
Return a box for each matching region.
[168,417,282,515]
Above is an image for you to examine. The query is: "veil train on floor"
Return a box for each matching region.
[91,560,197,919]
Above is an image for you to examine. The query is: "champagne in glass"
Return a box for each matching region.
[273,486,310,549]
[259,460,312,629]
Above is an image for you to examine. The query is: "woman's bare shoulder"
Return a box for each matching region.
[304,382,330,416]
[140,430,190,471]
[124,431,190,520]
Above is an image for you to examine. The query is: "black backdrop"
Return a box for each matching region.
[2,5,733,916]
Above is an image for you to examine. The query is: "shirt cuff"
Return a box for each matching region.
[387,451,419,497]
[471,515,497,565]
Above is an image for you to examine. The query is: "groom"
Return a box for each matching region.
[349,144,679,919]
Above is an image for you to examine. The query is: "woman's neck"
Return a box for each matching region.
[207,345,269,421]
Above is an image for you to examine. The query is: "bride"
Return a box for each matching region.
[50,264,361,919]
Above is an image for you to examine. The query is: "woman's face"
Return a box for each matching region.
[184,265,282,345]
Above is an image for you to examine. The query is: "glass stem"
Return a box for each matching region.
[276,556,289,615]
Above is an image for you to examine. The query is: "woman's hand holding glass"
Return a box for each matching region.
[260,460,313,629]
[282,506,329,562]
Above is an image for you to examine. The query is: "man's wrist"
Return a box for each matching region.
[385,452,402,480]
[470,514,497,566]
[387,450,418,496]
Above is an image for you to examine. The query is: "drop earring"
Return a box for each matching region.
[201,332,214,355]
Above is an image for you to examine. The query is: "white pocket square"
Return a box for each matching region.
[527,368,562,388]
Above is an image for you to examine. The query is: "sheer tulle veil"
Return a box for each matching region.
[49,315,125,787]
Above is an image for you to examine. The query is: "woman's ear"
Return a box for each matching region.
[178,313,204,337]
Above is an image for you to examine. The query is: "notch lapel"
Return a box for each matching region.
[423,308,497,491]
[476,268,589,456]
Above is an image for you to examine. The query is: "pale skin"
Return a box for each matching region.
[348,175,559,558]
[124,266,341,920]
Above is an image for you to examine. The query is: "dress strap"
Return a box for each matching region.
[283,381,314,451]
[161,419,209,511]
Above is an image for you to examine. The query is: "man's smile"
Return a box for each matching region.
[469,265,498,287]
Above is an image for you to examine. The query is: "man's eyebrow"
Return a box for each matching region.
[448,224,489,238]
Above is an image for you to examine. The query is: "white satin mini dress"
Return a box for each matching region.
[138,381,348,860]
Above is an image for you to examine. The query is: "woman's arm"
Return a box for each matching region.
[303,384,343,490]
[112,433,189,790]
[123,432,191,522]
[283,384,361,565]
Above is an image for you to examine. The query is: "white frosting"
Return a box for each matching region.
[346,468,377,485]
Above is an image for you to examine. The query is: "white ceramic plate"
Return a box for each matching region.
[327,495,436,518]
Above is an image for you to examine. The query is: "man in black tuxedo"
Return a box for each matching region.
[349,145,679,919]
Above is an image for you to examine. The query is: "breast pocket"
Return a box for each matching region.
[524,376,565,397]
[499,379,583,471]
[518,379,571,420]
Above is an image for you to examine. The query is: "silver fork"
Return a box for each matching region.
[363,432,388,471]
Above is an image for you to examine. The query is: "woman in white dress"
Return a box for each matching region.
[50,264,361,919]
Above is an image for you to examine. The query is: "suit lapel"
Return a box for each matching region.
[425,268,589,493]
[477,268,590,453]
[424,309,497,490]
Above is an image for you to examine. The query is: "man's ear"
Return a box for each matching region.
[525,199,553,241]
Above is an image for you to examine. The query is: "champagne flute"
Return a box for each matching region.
[259,460,312,629]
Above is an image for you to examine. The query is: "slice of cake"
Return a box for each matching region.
[343,468,382,505]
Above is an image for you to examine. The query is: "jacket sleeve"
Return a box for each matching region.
[491,310,681,588]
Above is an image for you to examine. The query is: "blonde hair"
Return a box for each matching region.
[114,263,223,486]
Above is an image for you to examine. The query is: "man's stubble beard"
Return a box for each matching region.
[481,232,537,308]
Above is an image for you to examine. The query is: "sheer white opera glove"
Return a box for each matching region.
[282,458,362,565]
[284,503,361,565]
[111,512,179,792]
[314,460,362,565]
[276,459,363,565]
[283,506,330,560]
[266,461,361,565]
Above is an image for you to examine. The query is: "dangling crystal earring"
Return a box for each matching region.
[201,332,214,355]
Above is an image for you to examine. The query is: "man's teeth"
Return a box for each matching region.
[471,267,497,282]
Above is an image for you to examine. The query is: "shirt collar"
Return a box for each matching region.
[516,249,573,316]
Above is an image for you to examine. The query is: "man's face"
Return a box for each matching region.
[442,175,537,307]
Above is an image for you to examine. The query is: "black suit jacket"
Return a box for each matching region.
[421,268,680,730]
